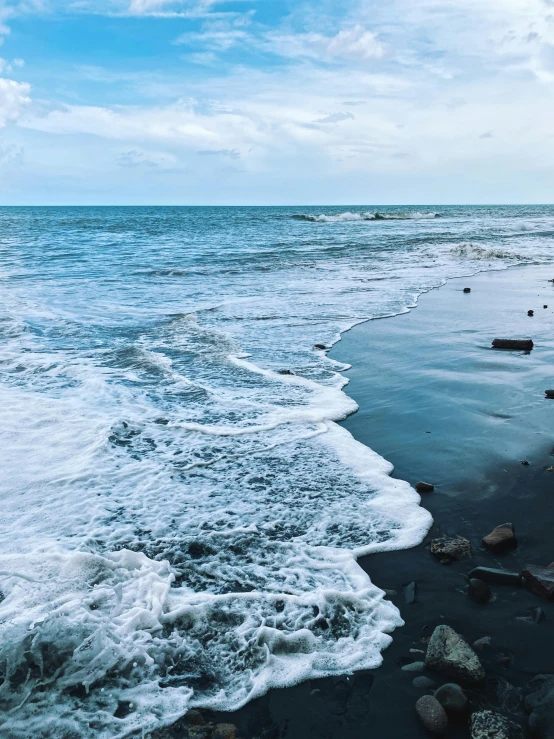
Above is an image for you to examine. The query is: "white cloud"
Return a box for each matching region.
[0,76,30,127]
[267,25,386,62]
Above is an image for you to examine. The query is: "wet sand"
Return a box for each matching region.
[163,264,554,738]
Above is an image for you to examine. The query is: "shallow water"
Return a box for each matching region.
[0,205,552,737]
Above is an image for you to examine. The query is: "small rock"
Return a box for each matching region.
[434,683,468,715]
[470,710,524,739]
[425,625,485,684]
[469,578,491,604]
[415,695,449,734]
[401,661,426,673]
[497,654,513,668]
[404,581,417,604]
[482,523,517,554]
[528,310,534,316]
[468,567,521,586]
[521,460,530,466]
[431,536,471,563]
[212,724,237,739]
[278,369,295,375]
[416,481,435,493]
[522,564,554,599]
[314,343,326,350]
[413,675,437,690]
[472,636,492,651]
[186,710,206,726]
[155,418,169,425]
[545,305,548,309]
[545,390,554,399]
[463,287,471,293]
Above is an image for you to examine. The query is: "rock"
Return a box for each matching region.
[525,676,554,738]
[212,725,237,739]
[425,625,485,683]
[470,710,525,739]
[314,343,326,349]
[278,369,295,375]
[464,287,472,293]
[473,636,492,651]
[415,695,449,734]
[155,417,169,425]
[545,390,554,399]
[545,305,548,309]
[468,567,521,587]
[522,565,554,599]
[482,523,517,554]
[401,661,426,672]
[404,581,417,604]
[492,338,534,350]
[431,536,471,563]
[186,710,206,726]
[434,683,468,715]
[469,578,491,604]
[528,310,535,316]
[413,675,437,689]
[416,481,435,493]
[521,460,530,466]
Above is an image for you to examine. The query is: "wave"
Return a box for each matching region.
[293,211,440,223]
[449,242,521,260]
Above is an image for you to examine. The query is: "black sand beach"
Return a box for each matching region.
[158,264,554,739]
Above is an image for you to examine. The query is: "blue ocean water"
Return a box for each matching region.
[0,205,552,737]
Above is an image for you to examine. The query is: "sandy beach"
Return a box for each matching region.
[179,264,554,739]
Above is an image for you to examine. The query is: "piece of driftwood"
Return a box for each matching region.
[492,338,533,350]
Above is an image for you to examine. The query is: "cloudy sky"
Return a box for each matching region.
[0,0,553,204]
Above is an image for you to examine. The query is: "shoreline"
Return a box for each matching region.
[155,263,554,739]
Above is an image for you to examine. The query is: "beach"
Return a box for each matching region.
[188,264,554,739]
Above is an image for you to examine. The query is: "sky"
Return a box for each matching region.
[0,0,554,204]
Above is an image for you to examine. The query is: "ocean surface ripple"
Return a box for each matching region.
[0,205,551,737]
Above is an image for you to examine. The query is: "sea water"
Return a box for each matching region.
[0,205,552,737]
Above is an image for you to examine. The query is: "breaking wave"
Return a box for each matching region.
[293,211,440,223]
[449,242,522,261]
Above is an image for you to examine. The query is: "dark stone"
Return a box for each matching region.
[545,305,548,309]
[470,710,525,739]
[278,369,295,375]
[522,565,554,599]
[416,481,435,493]
[464,287,471,293]
[425,625,485,683]
[314,344,326,350]
[155,418,169,425]
[473,636,492,651]
[524,675,554,739]
[528,310,535,316]
[545,390,554,399]
[413,675,437,690]
[521,460,530,466]
[434,683,468,715]
[431,536,471,563]
[492,338,534,350]
[404,581,417,604]
[212,725,237,739]
[468,567,522,586]
[469,578,491,603]
[415,695,449,734]
[186,710,206,726]
[482,523,517,554]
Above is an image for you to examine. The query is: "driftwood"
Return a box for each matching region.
[492,338,533,350]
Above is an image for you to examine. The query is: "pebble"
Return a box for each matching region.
[528,310,535,316]
[416,481,435,493]
[415,695,448,734]
[472,636,492,651]
[545,390,554,399]
[434,683,468,715]
[468,566,521,586]
[404,581,417,604]
[469,578,491,603]
[401,661,426,673]
[482,523,517,554]
[431,536,471,563]
[413,676,437,690]
[463,287,471,293]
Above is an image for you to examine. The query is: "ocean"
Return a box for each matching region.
[0,205,552,738]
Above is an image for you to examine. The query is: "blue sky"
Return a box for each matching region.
[0,0,553,204]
